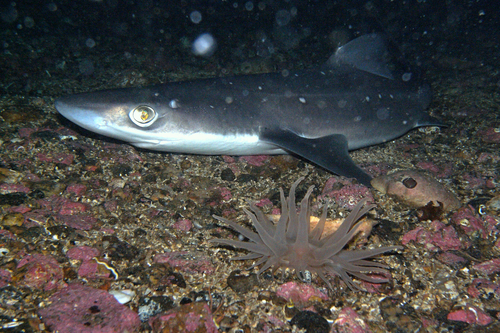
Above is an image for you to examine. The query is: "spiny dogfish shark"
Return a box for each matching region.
[56,34,441,186]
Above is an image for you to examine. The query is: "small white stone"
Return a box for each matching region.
[109,289,135,304]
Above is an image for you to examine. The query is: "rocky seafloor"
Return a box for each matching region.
[1,2,500,333]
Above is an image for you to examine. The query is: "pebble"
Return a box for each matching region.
[371,170,461,212]
[109,289,135,304]
[1,213,24,227]
[149,302,217,333]
[290,310,329,333]
[38,284,141,332]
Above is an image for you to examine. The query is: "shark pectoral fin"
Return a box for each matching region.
[260,129,373,186]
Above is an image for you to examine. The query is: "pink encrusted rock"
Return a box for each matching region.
[447,305,493,326]
[467,278,500,298]
[371,170,461,212]
[320,177,373,209]
[401,221,468,251]
[478,127,500,143]
[472,258,500,275]
[0,183,30,194]
[451,207,495,239]
[77,259,112,280]
[436,252,467,266]
[333,307,372,333]
[218,187,232,201]
[58,201,89,215]
[173,219,192,232]
[38,283,140,333]
[0,229,16,240]
[461,173,486,189]
[16,254,65,291]
[416,161,440,174]
[0,269,12,288]
[240,155,269,166]
[154,251,215,275]
[66,246,100,261]
[18,127,36,138]
[149,302,217,333]
[54,214,97,230]
[36,152,75,165]
[104,200,118,212]
[66,184,88,196]
[276,282,328,305]
[255,198,272,208]
[9,205,31,214]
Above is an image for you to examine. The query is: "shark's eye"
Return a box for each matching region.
[129,105,158,127]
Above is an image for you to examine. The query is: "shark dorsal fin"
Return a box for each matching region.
[326,33,394,80]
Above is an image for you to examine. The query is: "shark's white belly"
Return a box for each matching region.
[130,131,287,155]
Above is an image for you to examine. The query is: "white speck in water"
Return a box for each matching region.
[245,1,254,11]
[86,38,96,48]
[402,72,412,82]
[275,9,291,26]
[169,99,180,108]
[299,97,306,103]
[189,11,202,24]
[192,33,217,57]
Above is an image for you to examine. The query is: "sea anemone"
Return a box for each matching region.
[210,177,401,291]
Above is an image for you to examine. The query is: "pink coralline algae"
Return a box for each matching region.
[66,183,88,196]
[38,283,141,333]
[154,251,215,275]
[371,170,461,212]
[451,206,498,239]
[54,214,97,230]
[66,246,110,279]
[467,278,500,298]
[447,305,493,326]
[239,155,269,166]
[478,127,500,143]
[0,269,12,288]
[173,219,193,232]
[66,246,100,261]
[401,221,469,252]
[77,259,113,280]
[333,307,372,333]
[276,282,329,305]
[149,302,217,333]
[320,177,373,209]
[472,258,500,275]
[16,254,65,291]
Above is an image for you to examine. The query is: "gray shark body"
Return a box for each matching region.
[55,34,440,186]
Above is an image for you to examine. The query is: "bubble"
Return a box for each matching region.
[275,9,291,26]
[47,3,57,12]
[24,16,34,28]
[79,58,95,76]
[189,11,202,24]
[1,5,18,24]
[85,38,96,48]
[192,33,217,57]
[402,72,412,82]
[245,1,254,11]
[258,2,266,10]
